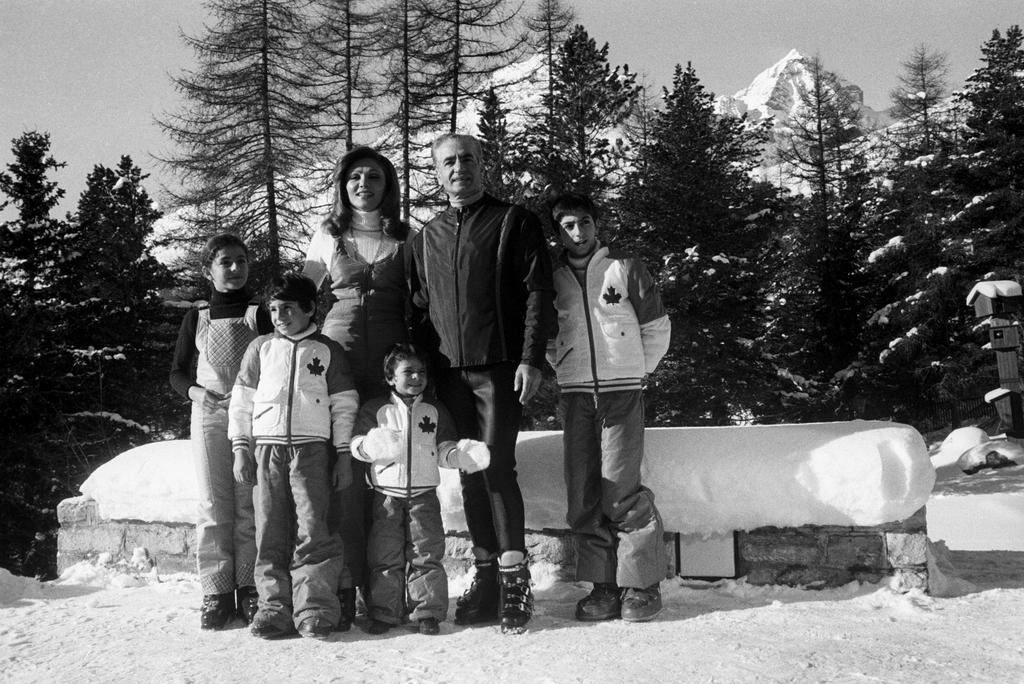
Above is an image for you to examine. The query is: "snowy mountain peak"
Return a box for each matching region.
[716,49,855,122]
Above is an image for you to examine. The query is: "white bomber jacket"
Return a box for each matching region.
[228,324,358,450]
[546,244,671,393]
[350,393,460,498]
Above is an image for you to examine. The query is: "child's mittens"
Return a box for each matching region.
[362,427,404,464]
[454,438,490,473]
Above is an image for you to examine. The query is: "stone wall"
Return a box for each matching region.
[58,496,926,590]
[735,507,929,591]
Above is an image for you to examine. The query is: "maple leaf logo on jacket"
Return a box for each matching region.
[306,357,325,376]
[418,415,436,434]
[602,286,622,304]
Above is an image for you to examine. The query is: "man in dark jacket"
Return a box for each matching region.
[409,133,556,634]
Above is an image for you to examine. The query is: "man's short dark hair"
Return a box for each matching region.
[550,192,600,224]
[267,272,318,314]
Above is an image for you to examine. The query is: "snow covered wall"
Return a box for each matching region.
[80,421,933,536]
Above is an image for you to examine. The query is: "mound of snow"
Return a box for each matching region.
[79,440,198,523]
[442,421,932,535]
[79,422,932,536]
[0,568,47,604]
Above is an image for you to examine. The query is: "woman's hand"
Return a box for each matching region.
[190,385,230,411]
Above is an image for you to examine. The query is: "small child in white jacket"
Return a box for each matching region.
[351,343,489,636]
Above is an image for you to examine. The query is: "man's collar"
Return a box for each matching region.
[448,189,486,209]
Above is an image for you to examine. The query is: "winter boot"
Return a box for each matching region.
[200,592,236,630]
[498,561,533,634]
[575,582,622,621]
[236,586,259,625]
[297,616,334,640]
[335,587,356,632]
[418,617,440,635]
[454,559,500,625]
[621,583,663,622]
[250,611,297,639]
[367,619,392,635]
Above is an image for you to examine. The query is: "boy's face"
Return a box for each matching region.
[557,212,598,259]
[388,358,427,397]
[269,299,313,337]
[204,245,249,292]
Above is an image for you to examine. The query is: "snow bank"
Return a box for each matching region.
[445,421,932,536]
[80,440,198,523]
[81,421,933,536]
[926,427,1024,551]
[0,568,47,604]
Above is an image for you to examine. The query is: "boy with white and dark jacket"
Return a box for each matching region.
[546,193,671,623]
[229,273,358,640]
[351,343,490,636]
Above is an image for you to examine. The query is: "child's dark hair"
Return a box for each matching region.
[268,272,318,314]
[550,192,600,224]
[200,232,248,267]
[382,343,428,382]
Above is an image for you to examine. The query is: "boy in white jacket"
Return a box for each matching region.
[229,273,358,640]
[351,343,489,636]
[546,193,671,623]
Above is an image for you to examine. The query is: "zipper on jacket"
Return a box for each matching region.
[578,261,601,397]
[405,401,413,500]
[286,338,299,447]
[453,207,465,365]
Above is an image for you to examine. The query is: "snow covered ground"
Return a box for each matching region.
[2,426,1022,683]
[1,544,1022,683]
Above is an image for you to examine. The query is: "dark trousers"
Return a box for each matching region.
[254,442,344,627]
[436,361,525,555]
[561,390,667,589]
[367,490,448,623]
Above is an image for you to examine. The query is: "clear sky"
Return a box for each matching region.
[1,0,1020,216]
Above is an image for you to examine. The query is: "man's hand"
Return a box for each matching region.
[233,448,255,485]
[513,363,541,404]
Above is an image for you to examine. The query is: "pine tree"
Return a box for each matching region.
[524,0,576,150]
[307,0,379,151]
[376,0,450,220]
[1,139,176,578]
[0,132,72,577]
[765,57,873,417]
[58,156,178,446]
[617,64,782,424]
[889,44,951,157]
[0,131,66,300]
[530,24,640,201]
[477,85,535,205]
[157,0,331,279]
[841,27,1024,430]
[418,0,526,134]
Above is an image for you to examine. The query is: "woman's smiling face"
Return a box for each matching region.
[345,159,387,212]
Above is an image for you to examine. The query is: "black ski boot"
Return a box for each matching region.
[236,586,259,625]
[454,559,500,625]
[498,561,533,634]
[200,592,235,630]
